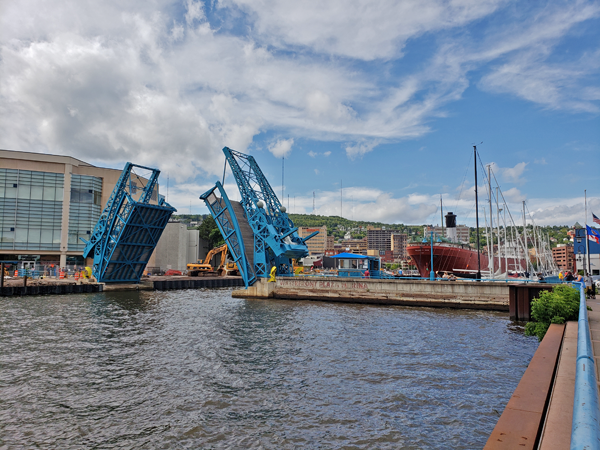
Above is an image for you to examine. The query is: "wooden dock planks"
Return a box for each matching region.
[484,323,565,450]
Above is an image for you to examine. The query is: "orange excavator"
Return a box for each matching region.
[187,244,239,277]
[187,244,227,276]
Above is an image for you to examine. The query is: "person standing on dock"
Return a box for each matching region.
[268,266,277,282]
[585,274,595,298]
[565,271,574,282]
[363,268,370,278]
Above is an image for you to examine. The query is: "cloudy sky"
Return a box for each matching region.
[1,0,599,226]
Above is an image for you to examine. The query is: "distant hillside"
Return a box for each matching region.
[288,214,423,241]
[172,213,572,247]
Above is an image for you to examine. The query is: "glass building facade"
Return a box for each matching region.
[68,174,103,252]
[0,169,103,253]
[0,169,64,251]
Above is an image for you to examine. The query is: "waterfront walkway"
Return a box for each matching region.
[486,293,600,449]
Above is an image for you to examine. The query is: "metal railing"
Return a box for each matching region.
[571,281,600,450]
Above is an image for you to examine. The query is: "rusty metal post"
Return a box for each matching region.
[0,262,4,289]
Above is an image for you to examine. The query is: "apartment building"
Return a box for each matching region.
[298,226,328,255]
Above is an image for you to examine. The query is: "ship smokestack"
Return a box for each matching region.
[445,212,457,242]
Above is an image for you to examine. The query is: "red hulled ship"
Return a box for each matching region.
[407,212,526,278]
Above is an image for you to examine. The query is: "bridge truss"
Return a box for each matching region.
[82,162,175,283]
[201,147,316,287]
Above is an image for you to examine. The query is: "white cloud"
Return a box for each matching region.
[268,138,294,158]
[479,50,600,113]
[299,186,438,223]
[345,140,380,159]
[502,187,525,204]
[489,162,528,185]
[224,0,505,60]
[527,196,600,226]
[0,0,598,193]
[502,162,528,184]
[308,150,331,158]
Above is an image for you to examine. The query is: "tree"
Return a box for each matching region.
[198,216,224,249]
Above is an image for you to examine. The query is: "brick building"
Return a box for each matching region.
[552,244,575,272]
[367,249,394,263]
[391,233,408,260]
[339,238,368,254]
[367,227,393,251]
[298,226,328,255]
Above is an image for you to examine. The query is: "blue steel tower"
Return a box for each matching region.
[82,162,175,283]
[201,147,316,287]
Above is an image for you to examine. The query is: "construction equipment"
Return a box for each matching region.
[225,261,240,276]
[200,148,317,288]
[187,243,228,276]
[82,162,175,283]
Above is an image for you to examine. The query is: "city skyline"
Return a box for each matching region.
[1,0,599,226]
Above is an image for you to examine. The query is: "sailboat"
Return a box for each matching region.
[407,146,557,280]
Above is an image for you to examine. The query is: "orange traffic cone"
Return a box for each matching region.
[14,270,18,277]
[75,271,80,280]
[59,271,65,279]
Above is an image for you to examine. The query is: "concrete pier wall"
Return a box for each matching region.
[233,277,511,310]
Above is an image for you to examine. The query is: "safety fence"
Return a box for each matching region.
[3,264,91,280]
[571,281,600,449]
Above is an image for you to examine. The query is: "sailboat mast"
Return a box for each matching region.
[503,205,508,274]
[488,165,494,278]
[522,201,529,275]
[440,195,444,238]
[496,186,502,274]
[474,145,481,280]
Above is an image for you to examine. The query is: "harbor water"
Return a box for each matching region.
[0,288,538,449]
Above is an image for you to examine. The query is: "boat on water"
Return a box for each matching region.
[407,145,558,281]
[407,212,526,279]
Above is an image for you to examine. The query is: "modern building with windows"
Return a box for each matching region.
[391,233,408,260]
[428,224,470,244]
[298,226,328,255]
[0,149,126,268]
[573,227,600,275]
[552,244,576,273]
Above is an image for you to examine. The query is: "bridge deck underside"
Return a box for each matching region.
[101,203,173,283]
[227,200,255,278]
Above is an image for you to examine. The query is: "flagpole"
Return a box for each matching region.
[586,189,591,276]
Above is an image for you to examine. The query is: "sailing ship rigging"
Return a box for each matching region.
[407,146,558,280]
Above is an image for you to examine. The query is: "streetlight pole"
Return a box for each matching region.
[430,230,435,280]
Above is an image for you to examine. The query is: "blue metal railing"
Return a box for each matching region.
[571,281,600,450]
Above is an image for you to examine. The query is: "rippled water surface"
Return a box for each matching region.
[0,289,537,449]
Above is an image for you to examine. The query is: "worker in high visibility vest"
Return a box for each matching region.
[268,266,277,282]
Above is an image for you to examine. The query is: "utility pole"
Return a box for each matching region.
[586,189,591,276]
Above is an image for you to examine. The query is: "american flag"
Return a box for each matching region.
[593,212,600,226]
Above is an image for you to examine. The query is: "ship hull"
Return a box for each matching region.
[407,243,526,278]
